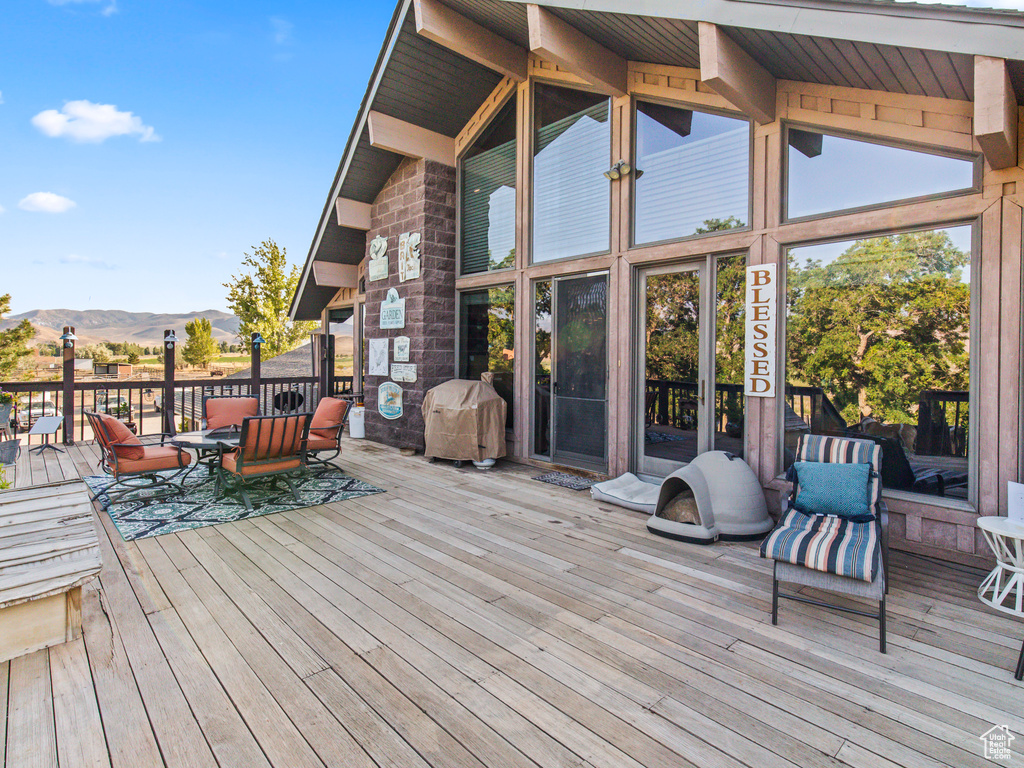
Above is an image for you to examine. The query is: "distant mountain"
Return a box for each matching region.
[1,308,241,348]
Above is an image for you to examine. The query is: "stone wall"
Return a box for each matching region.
[363,157,457,450]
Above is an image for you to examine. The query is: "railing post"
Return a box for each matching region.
[325,333,335,398]
[658,381,669,427]
[163,330,176,435]
[250,333,262,406]
[61,325,75,445]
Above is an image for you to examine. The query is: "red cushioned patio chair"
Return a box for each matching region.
[304,397,351,471]
[214,413,311,513]
[86,411,192,505]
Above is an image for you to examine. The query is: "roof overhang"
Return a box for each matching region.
[290,0,1024,322]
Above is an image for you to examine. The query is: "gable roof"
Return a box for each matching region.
[290,0,1024,322]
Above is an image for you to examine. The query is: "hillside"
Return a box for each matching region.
[1,308,241,348]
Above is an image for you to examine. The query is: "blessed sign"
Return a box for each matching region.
[744,264,777,397]
[380,288,405,329]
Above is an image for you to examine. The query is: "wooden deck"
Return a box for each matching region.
[3,439,1022,768]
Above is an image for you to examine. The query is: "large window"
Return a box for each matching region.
[634,102,750,245]
[786,127,977,220]
[461,100,517,274]
[532,84,610,263]
[785,225,973,501]
[327,307,354,384]
[459,287,515,428]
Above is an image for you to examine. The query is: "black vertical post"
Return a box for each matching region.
[62,325,75,444]
[250,333,262,406]
[163,330,176,435]
[325,333,336,398]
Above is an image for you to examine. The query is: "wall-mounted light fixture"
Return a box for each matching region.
[164,331,178,350]
[59,330,77,349]
[252,333,266,346]
[603,160,635,180]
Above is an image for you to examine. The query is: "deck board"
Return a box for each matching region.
[1,439,1021,767]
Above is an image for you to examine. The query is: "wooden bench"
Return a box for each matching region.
[0,480,102,662]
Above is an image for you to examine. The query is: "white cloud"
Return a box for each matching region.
[18,192,77,213]
[60,254,116,270]
[46,0,115,10]
[31,100,159,143]
[270,17,293,46]
[0,204,5,214]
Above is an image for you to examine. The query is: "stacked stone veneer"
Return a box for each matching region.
[363,157,457,451]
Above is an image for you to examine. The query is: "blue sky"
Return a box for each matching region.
[1,0,394,315]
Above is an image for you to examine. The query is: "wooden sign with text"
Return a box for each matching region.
[744,263,776,398]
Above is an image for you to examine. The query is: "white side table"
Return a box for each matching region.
[977,516,1024,680]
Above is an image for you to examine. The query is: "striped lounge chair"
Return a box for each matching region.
[761,434,890,652]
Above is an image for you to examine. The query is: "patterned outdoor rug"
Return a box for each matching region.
[532,471,600,491]
[84,468,385,541]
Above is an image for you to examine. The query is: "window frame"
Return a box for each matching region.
[781,121,983,225]
[777,219,981,511]
[629,96,755,250]
[455,282,517,432]
[528,80,614,267]
[457,91,518,278]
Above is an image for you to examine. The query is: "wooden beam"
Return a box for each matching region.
[334,198,372,230]
[975,56,1018,170]
[367,111,456,166]
[526,4,627,98]
[414,0,527,82]
[312,262,359,289]
[698,22,776,125]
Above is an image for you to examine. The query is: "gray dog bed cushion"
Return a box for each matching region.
[590,473,661,514]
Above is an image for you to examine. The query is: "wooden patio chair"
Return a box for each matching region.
[214,413,311,513]
[304,397,351,472]
[86,411,192,505]
[761,433,889,652]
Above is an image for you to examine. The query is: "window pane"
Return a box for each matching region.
[327,308,354,386]
[459,286,515,428]
[461,100,517,274]
[635,103,749,245]
[786,129,976,220]
[714,254,746,456]
[532,84,610,262]
[785,226,972,501]
[534,280,552,456]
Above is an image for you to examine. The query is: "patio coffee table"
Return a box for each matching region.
[172,428,240,487]
[977,516,1024,679]
[28,416,64,454]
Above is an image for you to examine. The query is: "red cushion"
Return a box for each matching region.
[99,413,144,460]
[311,398,349,432]
[206,397,259,430]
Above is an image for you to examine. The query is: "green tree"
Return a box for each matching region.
[224,239,318,359]
[126,351,141,365]
[787,230,970,425]
[85,344,110,364]
[0,294,34,379]
[181,318,219,368]
[219,340,229,354]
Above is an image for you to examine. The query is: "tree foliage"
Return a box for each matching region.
[224,239,318,359]
[0,294,34,379]
[787,229,970,425]
[182,317,219,368]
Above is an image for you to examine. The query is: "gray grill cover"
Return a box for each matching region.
[422,380,507,462]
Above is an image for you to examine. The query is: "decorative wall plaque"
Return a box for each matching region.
[744,263,777,398]
[367,235,388,282]
[380,287,406,329]
[398,232,421,282]
[368,337,389,376]
[390,363,417,383]
[393,336,410,362]
[378,382,403,420]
